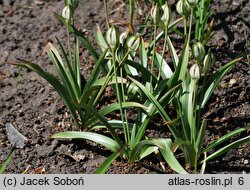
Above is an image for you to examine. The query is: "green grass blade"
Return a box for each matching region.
[0,149,15,174]
[52,131,120,152]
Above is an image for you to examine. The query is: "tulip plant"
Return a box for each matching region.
[10,0,250,174]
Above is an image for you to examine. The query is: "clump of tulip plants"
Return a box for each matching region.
[10,0,250,173]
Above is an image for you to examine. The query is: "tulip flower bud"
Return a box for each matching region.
[115,46,127,63]
[126,35,140,52]
[192,42,206,62]
[190,64,200,81]
[62,6,71,21]
[187,0,198,7]
[106,26,119,51]
[176,0,191,18]
[119,31,129,45]
[151,4,162,25]
[161,3,171,27]
[203,51,216,74]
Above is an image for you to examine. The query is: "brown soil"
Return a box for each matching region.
[0,0,249,174]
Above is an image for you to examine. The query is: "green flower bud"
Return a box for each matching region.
[187,0,198,7]
[119,31,129,45]
[161,3,171,27]
[151,4,162,25]
[115,46,127,63]
[190,64,200,81]
[126,35,140,52]
[203,51,216,74]
[106,26,119,50]
[192,42,206,62]
[176,0,191,18]
[62,6,71,21]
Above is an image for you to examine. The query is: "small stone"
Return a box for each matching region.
[229,79,237,86]
[243,160,249,165]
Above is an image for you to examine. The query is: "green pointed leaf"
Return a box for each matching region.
[130,139,188,174]
[0,149,15,174]
[11,61,80,127]
[202,124,250,153]
[52,131,120,152]
[94,148,123,174]
[201,135,250,164]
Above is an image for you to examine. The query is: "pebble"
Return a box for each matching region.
[229,78,237,86]
[243,160,249,165]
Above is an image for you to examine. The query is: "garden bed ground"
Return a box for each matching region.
[0,0,250,174]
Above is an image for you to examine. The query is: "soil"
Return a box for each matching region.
[0,0,249,174]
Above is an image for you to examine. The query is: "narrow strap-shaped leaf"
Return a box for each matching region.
[129,76,171,121]
[126,60,157,84]
[200,135,250,164]
[198,58,241,108]
[80,103,122,145]
[82,48,109,94]
[54,13,99,60]
[12,61,80,127]
[0,148,15,174]
[84,102,148,127]
[130,139,188,174]
[148,17,184,52]
[195,119,207,153]
[94,147,123,174]
[52,131,120,152]
[74,37,81,92]
[154,52,173,79]
[202,124,250,153]
[166,36,179,68]
[47,43,80,100]
[93,25,109,53]
[140,38,148,68]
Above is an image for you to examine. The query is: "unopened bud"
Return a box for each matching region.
[192,42,206,62]
[106,26,119,50]
[187,0,198,7]
[119,31,129,45]
[161,3,171,27]
[62,6,71,21]
[151,4,162,24]
[190,64,200,81]
[176,0,191,18]
[203,51,216,74]
[126,35,140,52]
[115,46,127,63]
